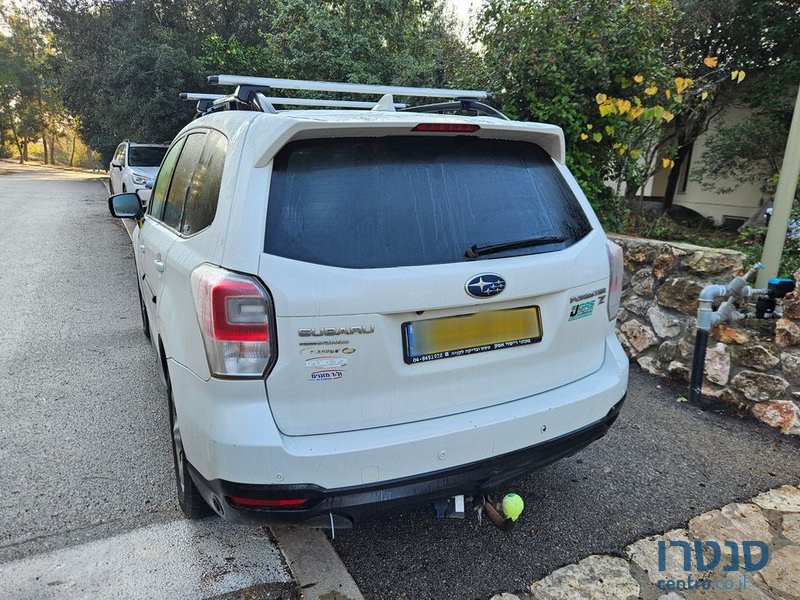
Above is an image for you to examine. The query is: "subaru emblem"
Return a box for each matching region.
[465,274,506,298]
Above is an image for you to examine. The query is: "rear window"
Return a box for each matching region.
[264,137,591,268]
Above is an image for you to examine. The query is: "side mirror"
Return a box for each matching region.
[111,160,122,170]
[108,192,143,219]
[145,180,154,190]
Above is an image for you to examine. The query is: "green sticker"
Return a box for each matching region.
[568,300,595,321]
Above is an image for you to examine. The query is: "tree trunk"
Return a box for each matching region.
[50,135,56,165]
[661,142,693,214]
[42,137,48,165]
[23,139,29,162]
[69,134,76,167]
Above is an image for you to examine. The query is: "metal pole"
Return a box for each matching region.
[757,85,800,288]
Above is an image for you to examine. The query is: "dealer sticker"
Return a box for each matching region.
[568,300,595,321]
[310,370,343,381]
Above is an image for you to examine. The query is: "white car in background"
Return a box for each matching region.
[109,141,169,202]
[107,76,628,526]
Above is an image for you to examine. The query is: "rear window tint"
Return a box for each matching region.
[181,130,227,235]
[264,137,591,268]
[162,133,206,229]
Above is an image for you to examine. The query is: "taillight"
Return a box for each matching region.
[190,264,275,377]
[228,496,308,509]
[412,123,480,132]
[607,240,624,320]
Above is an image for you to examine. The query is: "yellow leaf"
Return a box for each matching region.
[618,145,626,155]
[605,125,615,135]
[645,85,658,96]
[731,70,739,81]
[701,90,709,101]
[674,77,692,94]
[629,106,645,120]
[703,56,719,68]
[633,74,644,84]
[662,158,674,169]
[665,88,672,99]
[580,133,589,140]
[662,111,675,123]
[599,103,613,117]
[737,70,746,83]
[592,132,603,143]
[586,123,593,130]
[616,99,631,115]
[595,93,607,105]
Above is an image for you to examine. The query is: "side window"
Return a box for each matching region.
[114,144,124,163]
[121,145,128,166]
[149,137,186,220]
[162,133,206,230]
[180,130,228,235]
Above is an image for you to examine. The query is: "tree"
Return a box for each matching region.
[202,0,473,94]
[658,0,800,211]
[0,6,49,163]
[689,1,800,197]
[585,59,745,204]
[475,0,676,211]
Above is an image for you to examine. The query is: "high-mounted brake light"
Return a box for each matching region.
[228,496,308,509]
[191,264,275,377]
[607,241,624,320]
[412,123,480,133]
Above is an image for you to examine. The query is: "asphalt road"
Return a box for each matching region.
[3,165,800,600]
[0,165,179,560]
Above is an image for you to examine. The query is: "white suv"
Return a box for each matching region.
[108,77,628,526]
[109,141,169,202]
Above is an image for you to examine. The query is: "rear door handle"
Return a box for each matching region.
[154,258,165,272]
[139,244,145,254]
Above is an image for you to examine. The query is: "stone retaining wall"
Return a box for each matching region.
[611,234,800,435]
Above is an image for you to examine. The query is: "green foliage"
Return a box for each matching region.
[693,112,789,194]
[43,0,473,159]
[0,7,49,159]
[475,0,676,201]
[685,0,800,194]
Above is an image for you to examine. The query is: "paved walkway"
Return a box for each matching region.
[490,484,800,599]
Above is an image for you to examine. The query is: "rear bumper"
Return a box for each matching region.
[188,396,625,526]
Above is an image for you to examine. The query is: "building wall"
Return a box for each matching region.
[638,105,764,225]
[669,106,764,225]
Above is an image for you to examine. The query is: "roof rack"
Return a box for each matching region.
[208,74,490,100]
[180,92,407,113]
[184,75,506,119]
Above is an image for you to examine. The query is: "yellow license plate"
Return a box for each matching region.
[402,306,542,364]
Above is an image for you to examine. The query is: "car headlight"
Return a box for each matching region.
[132,174,151,186]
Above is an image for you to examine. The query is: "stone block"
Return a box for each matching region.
[730,370,789,402]
[729,344,780,372]
[619,320,658,353]
[776,318,800,348]
[704,342,730,385]
[656,277,703,315]
[647,306,681,338]
[752,402,800,435]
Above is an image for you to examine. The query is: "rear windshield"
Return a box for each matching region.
[264,137,591,268]
[128,146,168,167]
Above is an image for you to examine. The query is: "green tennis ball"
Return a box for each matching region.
[502,493,524,522]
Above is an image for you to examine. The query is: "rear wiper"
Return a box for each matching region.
[465,236,566,259]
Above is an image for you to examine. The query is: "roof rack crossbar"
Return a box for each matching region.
[208,74,490,100]
[180,92,408,110]
[400,99,509,120]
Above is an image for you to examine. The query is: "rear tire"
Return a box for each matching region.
[167,367,212,520]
